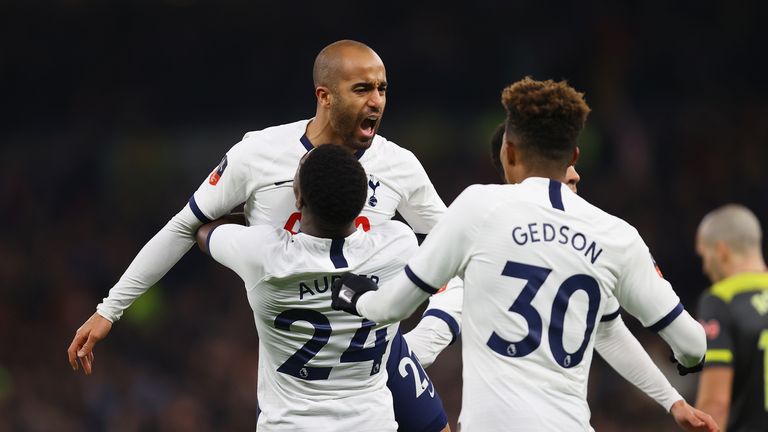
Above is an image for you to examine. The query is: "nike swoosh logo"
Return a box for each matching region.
[274,180,293,186]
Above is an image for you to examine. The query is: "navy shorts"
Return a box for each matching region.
[386,330,448,432]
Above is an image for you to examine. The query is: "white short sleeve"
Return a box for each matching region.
[207,224,269,286]
[614,234,682,329]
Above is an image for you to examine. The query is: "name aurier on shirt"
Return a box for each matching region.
[298,274,380,300]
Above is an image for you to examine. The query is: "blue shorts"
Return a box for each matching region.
[386,330,448,432]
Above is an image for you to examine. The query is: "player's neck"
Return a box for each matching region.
[725,254,767,278]
[300,212,356,239]
[518,167,568,184]
[306,115,344,148]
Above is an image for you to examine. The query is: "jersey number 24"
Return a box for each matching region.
[274,309,387,380]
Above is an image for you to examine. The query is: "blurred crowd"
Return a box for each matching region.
[1,0,767,430]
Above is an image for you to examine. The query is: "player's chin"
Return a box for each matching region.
[352,131,375,150]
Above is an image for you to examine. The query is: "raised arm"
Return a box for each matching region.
[67,203,202,374]
[68,142,254,375]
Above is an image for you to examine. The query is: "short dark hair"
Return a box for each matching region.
[501,77,590,168]
[489,122,505,180]
[299,144,367,226]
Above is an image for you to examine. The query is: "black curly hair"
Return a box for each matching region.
[299,144,367,227]
[501,77,590,168]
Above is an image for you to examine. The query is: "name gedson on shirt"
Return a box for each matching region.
[511,222,604,265]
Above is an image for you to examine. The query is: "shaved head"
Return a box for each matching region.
[697,204,763,253]
[313,40,381,89]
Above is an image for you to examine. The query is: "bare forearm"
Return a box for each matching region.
[695,400,728,431]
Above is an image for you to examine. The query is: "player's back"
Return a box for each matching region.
[452,178,676,431]
[699,272,768,431]
[207,220,418,432]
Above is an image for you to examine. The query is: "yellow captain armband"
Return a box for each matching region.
[705,349,733,364]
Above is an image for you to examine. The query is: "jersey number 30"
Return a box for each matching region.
[487,260,600,368]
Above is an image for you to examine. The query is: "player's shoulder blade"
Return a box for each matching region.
[373,220,417,243]
[235,225,288,254]
[568,192,639,245]
[458,183,511,207]
[369,133,414,160]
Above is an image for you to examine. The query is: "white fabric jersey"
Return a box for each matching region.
[402,178,684,431]
[97,118,446,321]
[192,119,445,235]
[208,220,418,431]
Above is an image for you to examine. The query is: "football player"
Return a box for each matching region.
[68,39,450,432]
[195,144,422,430]
[695,204,768,431]
[333,77,718,432]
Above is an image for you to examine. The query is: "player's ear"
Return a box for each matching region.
[569,147,580,166]
[501,134,516,167]
[715,240,730,264]
[294,188,304,211]
[316,86,332,108]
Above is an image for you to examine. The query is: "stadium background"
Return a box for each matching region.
[2,1,767,430]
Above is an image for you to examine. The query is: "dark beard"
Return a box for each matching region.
[329,104,372,150]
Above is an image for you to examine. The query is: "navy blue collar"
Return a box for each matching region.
[548,179,565,211]
[300,134,367,160]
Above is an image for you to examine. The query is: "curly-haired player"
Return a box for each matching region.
[334,77,718,432]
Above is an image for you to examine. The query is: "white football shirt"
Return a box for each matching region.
[402,178,682,431]
[208,220,418,431]
[96,119,446,323]
[190,119,446,234]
